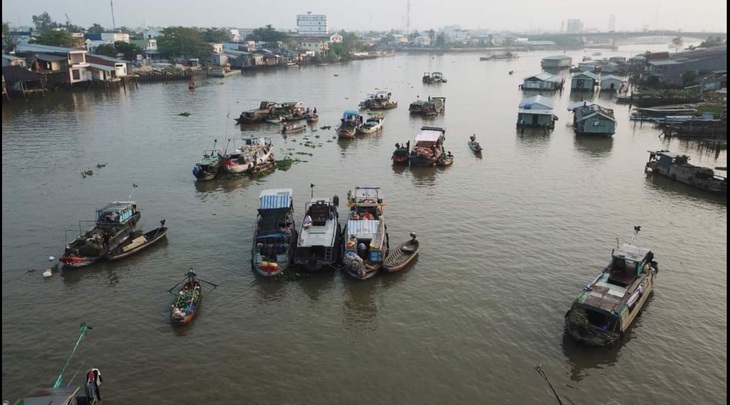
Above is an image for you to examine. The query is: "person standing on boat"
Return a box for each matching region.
[313,107,317,114]
[85,367,103,401]
[186,270,197,288]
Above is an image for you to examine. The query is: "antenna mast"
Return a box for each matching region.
[110,0,116,31]
[406,0,411,35]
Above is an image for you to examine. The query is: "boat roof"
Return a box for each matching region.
[415,129,445,142]
[242,136,269,145]
[306,197,333,205]
[613,244,651,262]
[259,188,293,210]
[519,95,554,110]
[342,110,360,118]
[571,71,599,80]
[346,219,381,238]
[15,386,80,405]
[98,201,136,212]
[567,101,595,110]
[523,72,562,82]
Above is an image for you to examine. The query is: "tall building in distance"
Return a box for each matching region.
[297,12,329,36]
[566,19,583,33]
[608,15,616,32]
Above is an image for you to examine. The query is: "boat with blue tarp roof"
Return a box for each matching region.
[251,189,298,276]
[337,110,363,139]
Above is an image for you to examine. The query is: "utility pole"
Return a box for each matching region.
[110,0,116,31]
[406,0,411,35]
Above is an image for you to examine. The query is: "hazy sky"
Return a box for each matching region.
[2,0,727,33]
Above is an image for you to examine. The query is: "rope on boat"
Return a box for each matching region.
[53,323,91,388]
[66,360,86,387]
[535,363,564,405]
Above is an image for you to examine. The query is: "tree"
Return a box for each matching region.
[95,44,117,57]
[248,25,288,43]
[202,27,230,43]
[114,41,142,60]
[2,21,18,52]
[32,12,58,32]
[407,30,420,41]
[670,36,683,52]
[87,23,105,35]
[435,33,446,48]
[426,29,436,44]
[157,26,213,60]
[33,29,73,47]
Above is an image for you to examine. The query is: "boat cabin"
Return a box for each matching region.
[254,189,295,269]
[242,136,271,148]
[607,244,653,287]
[305,198,335,226]
[96,201,137,225]
[344,219,387,263]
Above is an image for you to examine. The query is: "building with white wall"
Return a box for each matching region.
[297,12,329,36]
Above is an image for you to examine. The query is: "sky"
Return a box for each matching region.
[2,0,727,34]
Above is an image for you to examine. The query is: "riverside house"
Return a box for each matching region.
[15,43,90,88]
[571,71,599,91]
[521,72,565,91]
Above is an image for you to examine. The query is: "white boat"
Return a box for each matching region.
[219,136,274,175]
[294,196,343,271]
[357,114,384,134]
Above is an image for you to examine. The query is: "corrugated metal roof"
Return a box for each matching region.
[519,95,554,110]
[649,60,681,66]
[88,54,128,63]
[415,130,444,142]
[259,188,293,210]
[542,55,572,60]
[524,72,562,82]
[88,63,116,72]
[345,219,380,237]
[35,53,67,62]
[571,71,599,80]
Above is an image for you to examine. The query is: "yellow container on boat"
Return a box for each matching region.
[269,262,279,272]
[261,261,269,270]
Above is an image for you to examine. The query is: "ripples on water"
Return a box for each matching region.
[2,48,726,404]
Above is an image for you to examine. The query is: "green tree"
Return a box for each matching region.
[202,27,230,43]
[32,12,58,32]
[95,43,117,57]
[670,36,683,52]
[33,29,73,46]
[435,33,446,48]
[699,36,725,48]
[87,23,105,34]
[407,30,420,41]
[114,41,142,60]
[426,29,436,44]
[247,25,288,43]
[157,26,213,60]
[2,21,18,52]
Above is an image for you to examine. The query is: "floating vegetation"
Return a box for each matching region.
[295,151,314,157]
[275,157,300,171]
[320,126,332,130]
[81,169,94,178]
[96,163,107,169]
[179,112,191,117]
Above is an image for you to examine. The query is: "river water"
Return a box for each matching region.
[2,45,726,404]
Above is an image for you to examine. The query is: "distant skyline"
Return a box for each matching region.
[2,0,727,34]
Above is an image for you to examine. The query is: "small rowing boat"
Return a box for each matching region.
[107,220,168,261]
[171,271,202,325]
[383,232,420,272]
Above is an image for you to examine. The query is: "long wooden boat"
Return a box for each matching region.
[107,220,168,261]
[60,201,141,268]
[565,226,658,346]
[171,278,202,325]
[251,189,297,276]
[342,186,389,280]
[282,124,306,134]
[468,136,483,153]
[293,196,342,271]
[383,232,420,272]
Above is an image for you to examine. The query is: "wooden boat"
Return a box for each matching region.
[409,126,447,167]
[392,141,410,165]
[294,196,342,271]
[282,124,306,134]
[13,323,101,405]
[337,110,362,139]
[565,226,658,346]
[171,276,202,325]
[468,135,483,153]
[360,91,398,110]
[645,150,727,194]
[192,140,223,181]
[436,152,454,167]
[219,136,274,175]
[306,113,319,123]
[251,189,298,276]
[107,220,168,261]
[235,101,277,124]
[422,71,447,83]
[342,186,389,280]
[60,201,141,268]
[383,232,419,272]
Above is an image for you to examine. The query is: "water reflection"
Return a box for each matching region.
[516,128,551,147]
[573,135,614,158]
[251,277,288,303]
[568,91,596,104]
[561,332,620,382]
[341,279,379,332]
[409,167,438,188]
[295,272,337,303]
[644,173,727,205]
